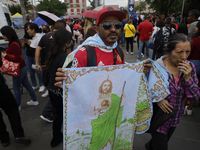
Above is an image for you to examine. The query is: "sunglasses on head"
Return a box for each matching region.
[99,22,123,30]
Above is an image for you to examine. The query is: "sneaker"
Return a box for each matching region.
[136,59,141,62]
[18,106,21,111]
[126,52,129,54]
[27,100,39,106]
[42,90,49,97]
[141,53,144,58]
[39,86,45,93]
[32,86,38,90]
[15,137,31,144]
[40,115,53,123]
[187,108,192,115]
[183,106,187,115]
[131,52,134,55]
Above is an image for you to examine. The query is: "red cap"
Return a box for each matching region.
[96,6,125,25]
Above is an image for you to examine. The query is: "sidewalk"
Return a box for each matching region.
[1,43,200,150]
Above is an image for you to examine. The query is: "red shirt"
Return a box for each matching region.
[188,36,200,60]
[73,24,79,30]
[72,47,125,67]
[4,42,26,69]
[137,20,153,41]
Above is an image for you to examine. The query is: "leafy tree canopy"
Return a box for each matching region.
[135,1,146,13]
[23,0,32,14]
[8,4,22,15]
[37,0,68,17]
[145,0,200,16]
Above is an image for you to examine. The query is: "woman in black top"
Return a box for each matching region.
[46,29,72,147]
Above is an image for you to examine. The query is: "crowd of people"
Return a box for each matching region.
[0,6,200,150]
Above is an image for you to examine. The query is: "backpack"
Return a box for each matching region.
[154,27,164,53]
[67,45,124,67]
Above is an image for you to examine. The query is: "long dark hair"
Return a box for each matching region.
[28,23,42,33]
[24,22,32,39]
[47,29,72,68]
[195,21,200,36]
[0,26,20,46]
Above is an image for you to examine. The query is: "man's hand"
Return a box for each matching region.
[54,68,67,88]
[143,60,152,74]
[157,99,173,113]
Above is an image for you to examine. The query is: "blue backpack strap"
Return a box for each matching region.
[83,45,97,67]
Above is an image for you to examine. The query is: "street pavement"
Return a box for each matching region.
[0,29,200,150]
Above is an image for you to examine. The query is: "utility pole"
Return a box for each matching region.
[95,0,98,8]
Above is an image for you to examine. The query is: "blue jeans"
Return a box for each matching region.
[13,66,37,106]
[188,59,200,78]
[121,30,125,45]
[26,56,43,87]
[138,40,150,60]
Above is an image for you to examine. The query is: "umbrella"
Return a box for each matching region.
[33,17,47,26]
[37,11,60,25]
[81,10,98,18]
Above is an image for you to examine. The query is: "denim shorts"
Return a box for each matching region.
[188,59,200,78]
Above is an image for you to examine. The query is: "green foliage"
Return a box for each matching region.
[121,117,127,124]
[88,0,102,9]
[76,129,80,134]
[8,4,22,15]
[82,131,90,136]
[37,0,68,17]
[137,101,149,111]
[128,118,134,124]
[23,0,32,14]
[135,1,146,13]
[145,0,200,16]
[113,131,131,149]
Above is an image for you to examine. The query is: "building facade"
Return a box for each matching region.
[64,0,86,16]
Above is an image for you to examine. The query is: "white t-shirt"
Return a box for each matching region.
[30,33,44,49]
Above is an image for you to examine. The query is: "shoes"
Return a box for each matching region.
[40,115,53,123]
[141,53,144,58]
[32,86,38,90]
[15,137,31,144]
[126,52,129,54]
[51,133,63,147]
[136,59,141,62]
[42,90,49,97]
[39,86,45,93]
[27,100,39,106]
[131,52,134,55]
[18,105,21,111]
[183,106,192,115]
[0,140,9,147]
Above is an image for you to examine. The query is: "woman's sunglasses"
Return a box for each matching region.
[99,22,123,30]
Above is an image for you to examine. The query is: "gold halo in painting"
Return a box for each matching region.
[93,73,119,96]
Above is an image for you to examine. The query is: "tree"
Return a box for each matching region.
[88,0,102,9]
[37,0,68,17]
[145,0,200,16]
[23,0,32,14]
[19,0,27,24]
[134,1,146,13]
[76,129,80,134]
[8,4,22,15]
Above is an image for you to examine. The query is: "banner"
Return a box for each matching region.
[63,61,170,150]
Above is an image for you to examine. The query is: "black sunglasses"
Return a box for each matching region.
[99,22,123,30]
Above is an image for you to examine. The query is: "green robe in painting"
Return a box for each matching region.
[89,94,124,150]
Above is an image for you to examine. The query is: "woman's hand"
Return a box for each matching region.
[143,60,152,74]
[157,99,173,113]
[1,52,7,58]
[27,40,31,46]
[178,61,192,83]
[54,68,67,88]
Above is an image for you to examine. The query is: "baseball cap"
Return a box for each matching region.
[96,6,126,25]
